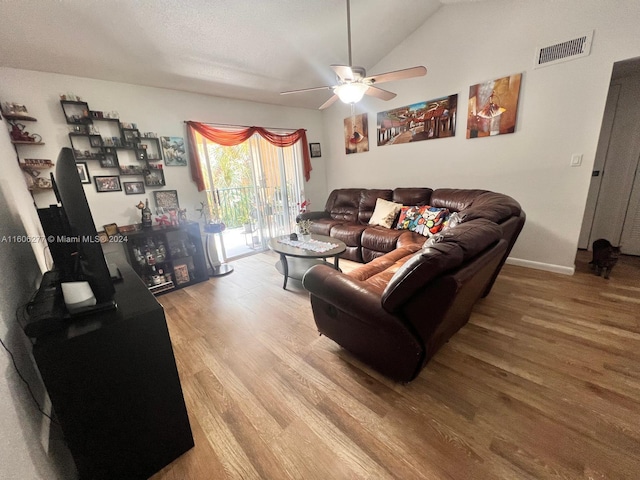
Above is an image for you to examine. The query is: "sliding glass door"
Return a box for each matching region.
[197,132,305,259]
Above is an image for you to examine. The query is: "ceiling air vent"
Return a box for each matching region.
[534,31,593,68]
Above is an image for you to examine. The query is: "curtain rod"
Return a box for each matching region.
[184,121,305,132]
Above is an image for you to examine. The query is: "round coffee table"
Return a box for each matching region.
[268,234,346,289]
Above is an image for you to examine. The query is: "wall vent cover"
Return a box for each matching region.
[534,31,593,68]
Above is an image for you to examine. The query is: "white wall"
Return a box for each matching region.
[0,127,75,478]
[0,68,327,230]
[321,0,640,273]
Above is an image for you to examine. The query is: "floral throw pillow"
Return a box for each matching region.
[396,205,450,237]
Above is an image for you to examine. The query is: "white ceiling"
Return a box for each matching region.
[0,0,483,109]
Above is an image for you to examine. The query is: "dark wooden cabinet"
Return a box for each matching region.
[124,222,208,295]
[32,262,194,479]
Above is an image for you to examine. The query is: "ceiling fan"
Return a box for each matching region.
[280,0,427,109]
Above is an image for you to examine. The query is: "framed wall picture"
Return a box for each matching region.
[124,181,145,195]
[377,94,457,146]
[344,114,369,154]
[76,162,91,184]
[160,136,187,166]
[309,142,322,158]
[467,73,522,138]
[94,175,122,192]
[154,190,179,210]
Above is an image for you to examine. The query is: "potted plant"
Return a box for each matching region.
[197,201,226,234]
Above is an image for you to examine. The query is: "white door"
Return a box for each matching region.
[619,157,640,255]
[585,69,640,251]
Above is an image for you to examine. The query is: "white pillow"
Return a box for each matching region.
[368,198,403,229]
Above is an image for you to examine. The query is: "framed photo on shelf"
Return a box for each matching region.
[76,162,91,184]
[94,175,122,192]
[309,142,321,158]
[173,264,190,285]
[144,167,166,187]
[124,181,145,195]
[122,129,140,146]
[119,165,145,175]
[89,136,103,147]
[154,190,179,210]
[103,223,118,236]
[100,154,118,168]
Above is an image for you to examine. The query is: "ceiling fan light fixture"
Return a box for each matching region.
[334,83,368,104]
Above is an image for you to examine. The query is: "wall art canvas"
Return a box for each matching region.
[467,73,522,138]
[161,136,187,166]
[377,95,457,146]
[344,113,369,154]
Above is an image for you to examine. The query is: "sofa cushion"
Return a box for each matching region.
[310,218,344,236]
[326,189,362,222]
[428,218,501,261]
[349,245,420,282]
[430,189,522,224]
[429,188,489,212]
[393,188,433,206]
[381,242,465,312]
[330,223,367,247]
[359,189,393,224]
[396,206,450,237]
[361,225,405,253]
[367,198,403,228]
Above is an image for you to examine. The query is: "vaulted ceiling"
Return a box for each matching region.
[0,0,484,109]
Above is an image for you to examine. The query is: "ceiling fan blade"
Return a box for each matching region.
[330,64,355,81]
[364,66,427,85]
[319,95,339,110]
[280,85,333,95]
[365,86,396,101]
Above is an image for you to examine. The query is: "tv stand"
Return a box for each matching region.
[30,261,193,479]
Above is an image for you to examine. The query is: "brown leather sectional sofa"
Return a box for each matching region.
[299,187,525,382]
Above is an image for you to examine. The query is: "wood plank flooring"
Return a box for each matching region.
[151,250,640,479]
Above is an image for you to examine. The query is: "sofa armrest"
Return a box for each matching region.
[296,210,330,222]
[302,265,406,330]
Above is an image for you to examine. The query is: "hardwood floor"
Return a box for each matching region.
[151,250,640,479]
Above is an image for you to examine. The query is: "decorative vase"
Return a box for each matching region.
[301,234,311,242]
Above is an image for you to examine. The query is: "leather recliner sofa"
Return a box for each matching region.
[299,188,525,382]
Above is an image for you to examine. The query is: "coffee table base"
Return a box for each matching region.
[275,255,340,289]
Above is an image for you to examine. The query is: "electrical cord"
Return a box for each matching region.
[0,302,60,426]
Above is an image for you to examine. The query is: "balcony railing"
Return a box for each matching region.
[209,186,298,232]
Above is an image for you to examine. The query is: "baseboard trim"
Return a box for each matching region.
[506,257,575,276]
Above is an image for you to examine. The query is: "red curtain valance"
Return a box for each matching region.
[186,121,313,192]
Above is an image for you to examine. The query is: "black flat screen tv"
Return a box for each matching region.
[39,148,115,310]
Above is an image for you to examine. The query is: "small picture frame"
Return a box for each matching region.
[309,142,321,158]
[103,223,118,236]
[100,154,118,168]
[76,162,91,184]
[119,165,145,175]
[89,136,103,147]
[94,175,122,192]
[144,167,166,187]
[124,181,145,195]
[173,264,190,285]
[154,190,179,210]
[122,129,140,146]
